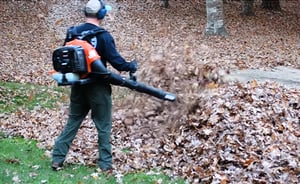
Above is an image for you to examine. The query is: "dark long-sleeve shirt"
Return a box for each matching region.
[64,23,134,72]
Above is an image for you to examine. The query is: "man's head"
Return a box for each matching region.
[84,0,112,20]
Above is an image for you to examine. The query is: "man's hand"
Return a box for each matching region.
[130,59,138,73]
[129,71,137,81]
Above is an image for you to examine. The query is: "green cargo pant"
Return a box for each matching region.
[52,82,112,170]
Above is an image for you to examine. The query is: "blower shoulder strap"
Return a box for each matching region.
[67,26,107,42]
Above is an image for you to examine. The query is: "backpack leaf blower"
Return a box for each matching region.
[51,39,176,102]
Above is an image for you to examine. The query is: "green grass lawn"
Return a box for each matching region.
[0,136,115,184]
[0,81,69,113]
[0,136,184,184]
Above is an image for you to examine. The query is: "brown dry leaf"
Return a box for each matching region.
[250,79,258,88]
[207,82,218,89]
[54,18,64,26]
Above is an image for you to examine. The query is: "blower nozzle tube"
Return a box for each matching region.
[91,60,176,102]
[108,73,176,102]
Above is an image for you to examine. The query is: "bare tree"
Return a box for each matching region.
[160,0,169,8]
[261,0,281,10]
[242,0,255,16]
[241,0,282,16]
[205,0,228,36]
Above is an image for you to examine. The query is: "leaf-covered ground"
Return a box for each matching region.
[1,0,299,183]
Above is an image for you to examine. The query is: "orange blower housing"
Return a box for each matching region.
[52,39,109,80]
[65,39,100,75]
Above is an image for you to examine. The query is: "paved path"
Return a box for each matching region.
[230,66,300,89]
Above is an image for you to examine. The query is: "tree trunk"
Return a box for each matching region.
[261,0,281,11]
[241,0,255,16]
[160,0,169,8]
[205,0,228,36]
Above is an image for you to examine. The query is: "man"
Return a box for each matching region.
[51,0,137,172]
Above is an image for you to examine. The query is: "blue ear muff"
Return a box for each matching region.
[97,8,107,19]
[97,0,107,19]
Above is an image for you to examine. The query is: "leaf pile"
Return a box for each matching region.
[1,0,300,183]
[111,81,300,183]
